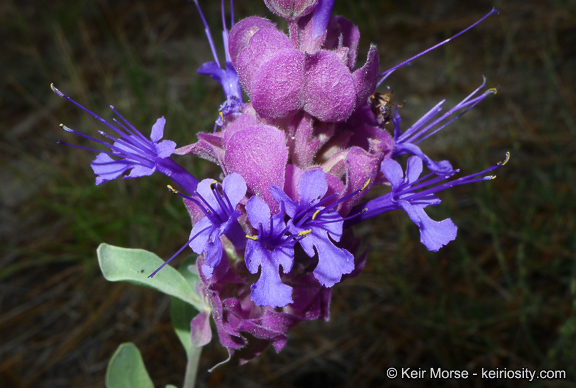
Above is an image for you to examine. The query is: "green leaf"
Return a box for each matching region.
[105,343,154,388]
[171,256,202,357]
[97,243,203,311]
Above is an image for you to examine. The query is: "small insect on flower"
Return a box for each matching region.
[367,90,404,126]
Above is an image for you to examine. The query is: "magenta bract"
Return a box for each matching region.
[263,0,318,21]
[229,14,377,123]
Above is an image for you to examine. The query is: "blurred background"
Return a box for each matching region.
[1,0,575,386]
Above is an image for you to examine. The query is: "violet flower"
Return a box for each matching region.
[391,79,498,175]
[185,173,247,279]
[346,153,510,251]
[270,169,355,287]
[193,0,244,129]
[245,196,297,307]
[51,84,199,194]
[148,173,247,278]
[310,0,335,41]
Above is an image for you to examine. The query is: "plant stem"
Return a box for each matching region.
[183,346,202,388]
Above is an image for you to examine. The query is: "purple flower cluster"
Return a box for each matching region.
[54,0,505,366]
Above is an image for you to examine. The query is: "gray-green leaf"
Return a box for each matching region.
[97,243,203,311]
[105,343,154,388]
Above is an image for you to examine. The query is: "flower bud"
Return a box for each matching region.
[263,0,319,21]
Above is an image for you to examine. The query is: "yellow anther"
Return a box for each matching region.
[246,235,258,241]
[312,209,321,220]
[488,175,497,180]
[487,87,498,94]
[219,111,224,121]
[361,178,371,191]
[167,185,179,194]
[298,229,312,237]
[50,83,64,97]
[210,180,219,190]
[498,151,511,166]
